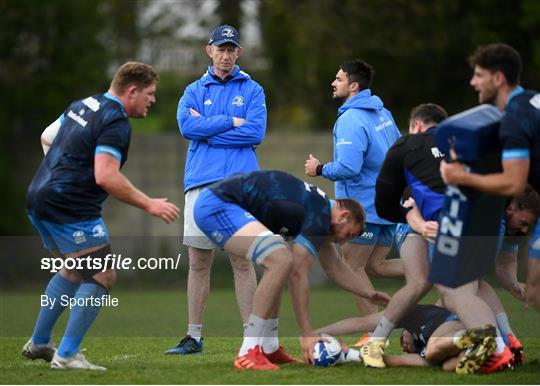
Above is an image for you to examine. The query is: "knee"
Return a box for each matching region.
[230,255,254,274]
[94,269,117,290]
[265,250,293,275]
[189,249,213,273]
[410,280,432,298]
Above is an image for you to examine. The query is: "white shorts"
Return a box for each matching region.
[183,187,215,249]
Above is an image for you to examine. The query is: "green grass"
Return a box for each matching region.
[1,286,539,384]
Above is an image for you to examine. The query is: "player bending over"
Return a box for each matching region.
[192,170,390,370]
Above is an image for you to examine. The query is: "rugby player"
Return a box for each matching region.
[193,170,391,370]
[305,59,402,316]
[23,62,180,370]
[440,43,540,311]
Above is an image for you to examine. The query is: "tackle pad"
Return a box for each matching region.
[430,104,506,287]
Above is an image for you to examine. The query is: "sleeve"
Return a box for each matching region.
[177,85,234,140]
[375,139,408,223]
[207,85,267,148]
[95,118,130,163]
[321,114,368,181]
[500,110,531,161]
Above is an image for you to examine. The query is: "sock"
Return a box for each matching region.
[261,318,279,354]
[238,314,265,356]
[370,315,395,341]
[57,282,107,359]
[496,312,514,337]
[343,348,361,362]
[32,273,80,345]
[187,324,202,341]
[494,326,506,354]
[243,323,249,332]
[452,330,465,346]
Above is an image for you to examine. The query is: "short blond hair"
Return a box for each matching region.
[110,62,159,94]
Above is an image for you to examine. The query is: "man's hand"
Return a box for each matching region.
[509,281,527,301]
[305,154,321,177]
[189,108,201,117]
[233,117,246,127]
[422,221,439,243]
[145,198,180,224]
[369,290,391,305]
[440,149,468,185]
[300,334,330,364]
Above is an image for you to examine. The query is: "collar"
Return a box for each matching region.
[104,92,126,114]
[506,86,524,107]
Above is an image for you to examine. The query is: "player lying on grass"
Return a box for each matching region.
[192,170,391,370]
[316,304,504,373]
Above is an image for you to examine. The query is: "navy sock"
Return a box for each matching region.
[32,273,80,345]
[57,282,108,358]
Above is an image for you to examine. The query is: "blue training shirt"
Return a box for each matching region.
[26,92,131,224]
[208,170,333,257]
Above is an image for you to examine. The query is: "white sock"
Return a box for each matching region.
[261,318,279,354]
[452,330,465,346]
[238,314,266,356]
[243,323,249,333]
[493,326,506,354]
[370,315,395,341]
[187,324,202,341]
[496,312,514,337]
[343,348,361,362]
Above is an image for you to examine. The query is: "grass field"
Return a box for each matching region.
[1,285,540,384]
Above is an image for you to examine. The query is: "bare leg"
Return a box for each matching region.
[187,247,214,325]
[314,312,383,336]
[366,245,403,278]
[424,320,465,364]
[342,243,378,315]
[526,257,540,311]
[382,235,431,325]
[229,253,256,323]
[435,281,497,328]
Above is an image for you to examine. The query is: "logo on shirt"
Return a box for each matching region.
[232,95,244,106]
[431,147,445,158]
[67,110,88,127]
[204,99,213,105]
[361,231,374,240]
[374,120,393,131]
[73,230,86,244]
[82,96,101,112]
[530,94,540,109]
[92,224,106,238]
[336,139,353,146]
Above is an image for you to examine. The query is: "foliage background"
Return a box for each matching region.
[1,0,539,248]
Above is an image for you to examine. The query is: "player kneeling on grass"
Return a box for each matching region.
[193,170,390,370]
[22,62,180,370]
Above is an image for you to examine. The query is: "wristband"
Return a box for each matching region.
[316,163,324,176]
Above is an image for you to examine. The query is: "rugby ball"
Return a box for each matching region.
[313,334,343,367]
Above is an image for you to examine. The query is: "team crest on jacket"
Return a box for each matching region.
[232,95,244,106]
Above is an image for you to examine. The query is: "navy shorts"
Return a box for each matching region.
[28,214,110,254]
[193,188,257,249]
[350,223,396,247]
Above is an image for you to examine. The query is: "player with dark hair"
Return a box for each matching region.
[305,59,402,317]
[193,170,391,370]
[357,103,448,367]
[440,43,540,311]
[23,62,180,370]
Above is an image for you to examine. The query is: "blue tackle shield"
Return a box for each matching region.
[430,105,506,287]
